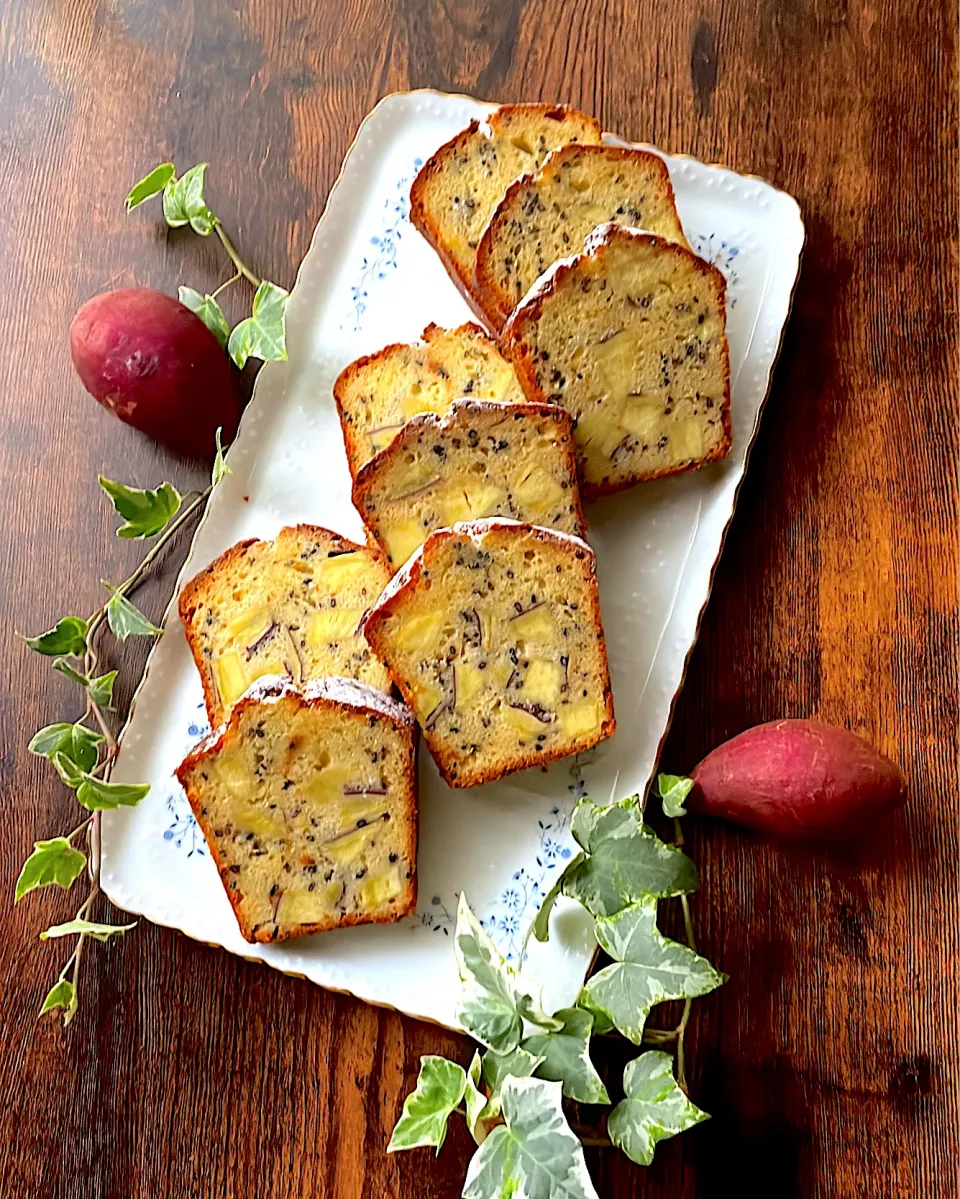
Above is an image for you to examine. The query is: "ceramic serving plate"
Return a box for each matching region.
[101,90,803,1030]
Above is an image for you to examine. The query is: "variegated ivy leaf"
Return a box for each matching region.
[104,587,162,640]
[463,1051,491,1145]
[179,286,230,348]
[53,659,118,709]
[657,773,694,819]
[14,838,86,903]
[480,1045,544,1120]
[387,1055,466,1153]
[608,1051,709,1166]
[580,897,725,1044]
[29,722,102,772]
[75,775,149,812]
[125,163,175,212]
[455,893,523,1052]
[40,917,136,942]
[522,1007,610,1105]
[563,796,698,917]
[212,426,231,486]
[162,163,215,234]
[227,280,288,368]
[463,1076,599,1199]
[530,852,583,944]
[39,978,78,1024]
[24,616,88,657]
[51,751,84,790]
[575,986,615,1036]
[98,477,182,539]
[517,989,564,1032]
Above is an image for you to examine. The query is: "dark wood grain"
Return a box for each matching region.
[0,1,955,1195]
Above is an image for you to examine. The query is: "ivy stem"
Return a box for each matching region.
[579,1137,615,1149]
[66,817,92,844]
[114,486,213,604]
[211,271,242,300]
[213,221,261,288]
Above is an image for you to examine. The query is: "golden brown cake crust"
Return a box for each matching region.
[362,520,615,788]
[178,526,391,727]
[176,676,418,943]
[333,321,524,478]
[474,145,687,331]
[409,106,603,321]
[501,226,733,497]
[350,399,588,568]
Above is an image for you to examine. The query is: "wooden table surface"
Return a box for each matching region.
[1,2,956,1196]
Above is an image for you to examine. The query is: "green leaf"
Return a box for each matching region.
[517,990,564,1033]
[227,280,288,368]
[51,751,84,790]
[39,978,78,1024]
[52,661,116,709]
[608,1052,709,1166]
[481,1045,544,1116]
[463,1076,599,1199]
[455,893,523,1053]
[75,775,149,811]
[52,658,88,688]
[657,773,694,819]
[387,1056,466,1153]
[24,616,88,657]
[105,589,162,640]
[40,917,136,942]
[531,853,583,944]
[563,797,698,917]
[580,898,725,1044]
[162,163,214,232]
[15,838,86,902]
[29,722,102,769]
[179,286,230,348]
[86,670,117,709]
[522,1007,610,1105]
[463,1051,490,1145]
[212,426,231,486]
[98,477,182,539]
[576,987,615,1036]
[125,163,175,211]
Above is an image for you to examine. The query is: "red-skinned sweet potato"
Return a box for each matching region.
[70,287,240,458]
[689,719,907,842]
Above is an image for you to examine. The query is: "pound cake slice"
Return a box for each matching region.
[334,322,526,477]
[502,224,732,496]
[475,145,688,331]
[175,676,418,943]
[352,400,586,569]
[410,104,602,314]
[362,520,615,788]
[179,525,392,727]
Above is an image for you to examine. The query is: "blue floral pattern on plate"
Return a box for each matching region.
[692,232,741,306]
[346,157,423,332]
[163,703,208,856]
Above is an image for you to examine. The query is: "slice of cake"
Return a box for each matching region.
[352,400,586,569]
[475,145,689,330]
[362,520,615,788]
[179,525,392,727]
[175,676,418,943]
[334,322,526,477]
[501,224,732,496]
[409,104,602,314]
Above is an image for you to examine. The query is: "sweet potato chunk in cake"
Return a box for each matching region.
[176,677,418,943]
[363,520,615,788]
[179,525,391,726]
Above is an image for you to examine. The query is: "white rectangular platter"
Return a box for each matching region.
[102,90,803,1030]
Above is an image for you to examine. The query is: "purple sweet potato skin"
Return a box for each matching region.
[689,719,907,842]
[70,287,240,459]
